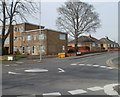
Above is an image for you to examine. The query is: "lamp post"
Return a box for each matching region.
[39,0,42,62]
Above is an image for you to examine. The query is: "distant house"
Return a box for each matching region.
[68,35,102,51]
[0,22,68,55]
[99,37,119,50]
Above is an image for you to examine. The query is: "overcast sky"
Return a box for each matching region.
[28,0,118,42]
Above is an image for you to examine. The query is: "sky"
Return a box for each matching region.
[28,0,118,42]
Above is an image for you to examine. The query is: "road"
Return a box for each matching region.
[2,52,119,96]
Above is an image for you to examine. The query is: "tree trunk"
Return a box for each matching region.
[2,38,5,55]
[74,36,78,54]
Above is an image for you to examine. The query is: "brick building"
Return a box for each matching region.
[68,35,119,51]
[99,37,119,50]
[68,35,102,51]
[0,23,68,55]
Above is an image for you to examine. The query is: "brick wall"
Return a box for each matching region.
[46,30,67,55]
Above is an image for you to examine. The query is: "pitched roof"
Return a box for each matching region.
[99,37,117,44]
[69,35,101,44]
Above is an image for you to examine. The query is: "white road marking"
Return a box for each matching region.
[58,68,65,72]
[24,68,48,73]
[71,63,77,66]
[17,95,36,97]
[16,62,23,64]
[5,65,10,66]
[33,60,37,61]
[104,83,119,95]
[78,64,85,66]
[15,68,26,70]
[87,86,103,91]
[107,67,113,70]
[8,71,20,75]
[92,65,100,67]
[68,89,87,95]
[86,64,92,66]
[100,66,107,68]
[43,92,61,96]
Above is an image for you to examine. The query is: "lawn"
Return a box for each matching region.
[1,54,28,61]
[14,54,28,60]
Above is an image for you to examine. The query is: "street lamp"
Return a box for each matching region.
[39,0,42,62]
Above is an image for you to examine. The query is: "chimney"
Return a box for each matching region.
[89,34,92,38]
[105,36,108,39]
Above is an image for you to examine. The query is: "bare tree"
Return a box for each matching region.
[56,1,100,53]
[0,0,38,55]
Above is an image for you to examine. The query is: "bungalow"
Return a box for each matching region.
[68,35,102,51]
[99,37,119,50]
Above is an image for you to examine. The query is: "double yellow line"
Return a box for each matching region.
[106,57,120,70]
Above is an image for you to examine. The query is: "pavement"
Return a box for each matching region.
[2,51,120,96]
[2,52,107,65]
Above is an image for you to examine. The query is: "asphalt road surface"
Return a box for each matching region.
[2,52,119,96]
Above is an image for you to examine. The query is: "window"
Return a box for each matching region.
[5,37,9,44]
[107,44,110,47]
[19,26,24,32]
[14,37,18,41]
[111,44,113,47]
[14,27,18,32]
[22,46,25,53]
[109,44,111,47]
[78,44,82,47]
[20,36,25,41]
[60,34,66,40]
[27,46,31,51]
[98,44,101,47]
[39,45,44,51]
[27,35,31,40]
[27,46,31,53]
[14,46,18,51]
[5,28,8,34]
[0,28,2,34]
[117,44,119,47]
[92,43,96,47]
[113,44,114,47]
[39,34,44,40]
[34,35,37,40]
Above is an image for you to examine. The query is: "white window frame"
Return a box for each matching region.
[78,44,82,47]
[19,26,24,32]
[27,35,31,41]
[111,44,113,47]
[14,37,18,41]
[39,34,44,40]
[60,34,66,40]
[39,45,44,51]
[20,36,25,41]
[14,27,18,32]
[34,35,37,40]
[14,46,18,52]
[5,37,9,44]
[98,44,101,47]
[107,44,110,47]
[92,43,96,47]
[5,28,8,34]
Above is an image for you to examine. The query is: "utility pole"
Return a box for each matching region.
[39,0,42,62]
